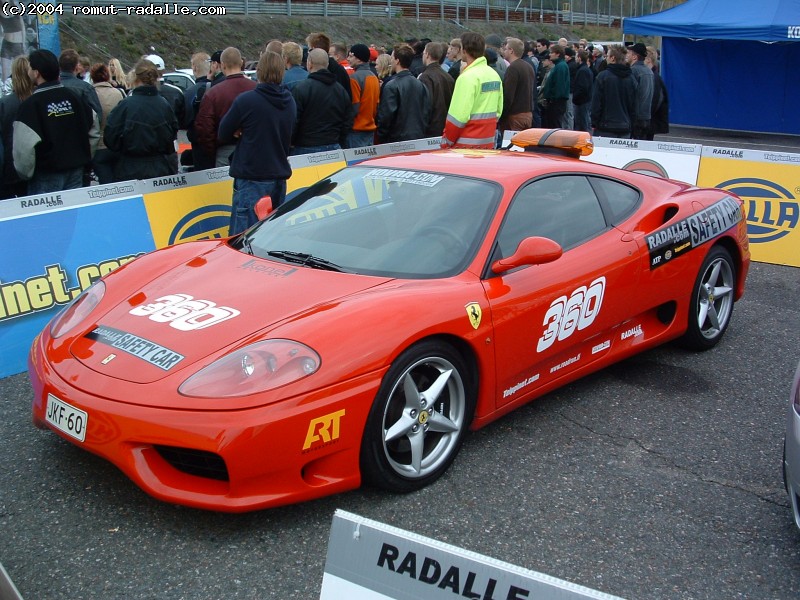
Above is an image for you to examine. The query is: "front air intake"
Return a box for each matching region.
[154,445,229,481]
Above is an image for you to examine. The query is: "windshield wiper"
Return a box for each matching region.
[267,250,345,272]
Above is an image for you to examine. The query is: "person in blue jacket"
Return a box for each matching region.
[218,50,296,235]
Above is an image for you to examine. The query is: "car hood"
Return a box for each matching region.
[69,247,390,383]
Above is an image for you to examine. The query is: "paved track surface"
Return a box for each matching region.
[2,128,799,599]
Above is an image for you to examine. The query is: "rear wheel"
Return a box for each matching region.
[360,341,475,493]
[681,246,736,350]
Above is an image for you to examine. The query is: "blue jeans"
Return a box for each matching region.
[290,143,341,156]
[573,102,592,134]
[347,130,375,149]
[229,178,286,236]
[28,168,83,195]
[562,93,574,129]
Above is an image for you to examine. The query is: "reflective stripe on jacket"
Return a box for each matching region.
[442,56,503,149]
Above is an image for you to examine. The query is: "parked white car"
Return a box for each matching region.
[783,360,800,530]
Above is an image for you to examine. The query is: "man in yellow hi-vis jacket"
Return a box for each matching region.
[442,32,503,149]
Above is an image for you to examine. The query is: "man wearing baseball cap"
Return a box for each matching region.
[627,42,653,140]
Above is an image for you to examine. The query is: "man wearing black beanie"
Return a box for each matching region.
[346,43,379,148]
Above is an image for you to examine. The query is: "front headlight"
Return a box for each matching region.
[178,339,320,398]
[50,281,106,339]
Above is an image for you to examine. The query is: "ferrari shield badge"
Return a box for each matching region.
[465,303,482,329]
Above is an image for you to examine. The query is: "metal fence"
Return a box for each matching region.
[63,0,684,25]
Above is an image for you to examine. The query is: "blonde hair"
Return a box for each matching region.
[282,42,303,67]
[190,52,210,77]
[108,58,125,85]
[11,56,34,101]
[375,53,393,79]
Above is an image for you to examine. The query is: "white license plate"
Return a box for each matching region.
[45,394,88,442]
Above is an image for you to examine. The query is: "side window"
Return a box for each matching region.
[590,177,641,225]
[495,176,607,258]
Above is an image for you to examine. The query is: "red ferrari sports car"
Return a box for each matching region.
[29,130,750,512]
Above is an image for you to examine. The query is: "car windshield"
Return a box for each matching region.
[233,166,501,279]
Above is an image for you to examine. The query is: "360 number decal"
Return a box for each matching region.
[537,277,606,352]
[129,293,240,331]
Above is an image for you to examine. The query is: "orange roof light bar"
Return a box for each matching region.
[510,128,594,157]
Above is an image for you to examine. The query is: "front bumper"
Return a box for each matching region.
[29,333,383,512]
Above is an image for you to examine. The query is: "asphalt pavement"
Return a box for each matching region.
[1,263,799,599]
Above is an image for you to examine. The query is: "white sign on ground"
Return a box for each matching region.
[321,510,626,600]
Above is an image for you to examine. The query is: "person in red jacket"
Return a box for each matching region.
[193,46,256,167]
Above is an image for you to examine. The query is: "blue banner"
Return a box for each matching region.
[0,197,154,378]
[36,11,60,56]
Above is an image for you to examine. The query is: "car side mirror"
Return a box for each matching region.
[254,195,274,221]
[492,236,563,274]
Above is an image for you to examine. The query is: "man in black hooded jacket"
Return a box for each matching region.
[290,48,353,154]
[590,45,637,138]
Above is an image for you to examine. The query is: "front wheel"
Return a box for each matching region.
[360,341,475,493]
[681,246,736,350]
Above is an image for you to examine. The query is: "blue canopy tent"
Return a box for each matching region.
[624,0,800,135]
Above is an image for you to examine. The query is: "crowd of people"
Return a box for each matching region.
[0,31,668,234]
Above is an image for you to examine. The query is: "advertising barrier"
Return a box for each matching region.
[0,191,153,377]
[696,146,800,268]
[583,137,702,184]
[321,510,625,600]
[0,137,797,378]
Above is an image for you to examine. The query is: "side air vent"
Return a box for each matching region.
[663,205,679,223]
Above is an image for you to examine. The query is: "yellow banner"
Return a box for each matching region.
[697,158,799,267]
[143,180,233,248]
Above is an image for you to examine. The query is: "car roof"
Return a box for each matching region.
[359,149,625,187]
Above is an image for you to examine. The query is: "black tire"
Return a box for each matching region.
[680,246,736,351]
[360,340,476,493]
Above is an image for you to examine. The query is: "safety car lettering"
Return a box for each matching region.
[647,196,742,269]
[537,277,606,353]
[129,294,240,331]
[87,326,185,370]
[303,409,346,451]
[363,169,444,188]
